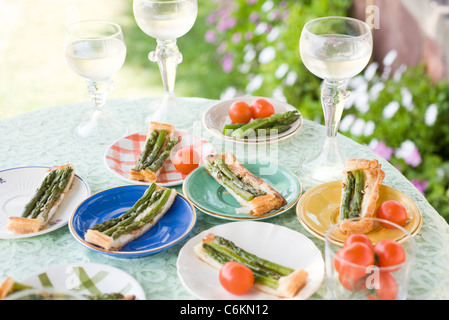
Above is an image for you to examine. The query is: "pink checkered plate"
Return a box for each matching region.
[104,130,215,187]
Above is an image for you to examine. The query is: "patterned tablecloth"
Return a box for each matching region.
[1,97,448,300]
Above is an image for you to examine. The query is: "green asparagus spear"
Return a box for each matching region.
[111,189,172,239]
[340,171,355,220]
[135,130,158,170]
[93,184,156,233]
[22,170,57,218]
[210,159,265,197]
[41,167,73,220]
[202,235,296,289]
[216,236,294,276]
[231,111,299,139]
[26,167,73,220]
[220,174,255,202]
[223,123,245,135]
[148,138,178,172]
[348,170,364,218]
[140,130,167,169]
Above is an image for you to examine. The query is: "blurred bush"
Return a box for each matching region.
[184,0,449,222]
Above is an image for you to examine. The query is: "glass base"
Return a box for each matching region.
[301,137,345,183]
[74,110,128,146]
[146,93,194,129]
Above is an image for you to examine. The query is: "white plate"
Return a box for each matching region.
[202,96,303,144]
[177,221,324,300]
[104,130,215,187]
[17,262,145,300]
[0,166,90,239]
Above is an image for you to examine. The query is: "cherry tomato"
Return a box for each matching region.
[219,261,254,295]
[250,98,275,119]
[373,239,406,269]
[334,242,375,280]
[343,234,373,249]
[172,146,200,174]
[367,271,398,300]
[339,273,366,292]
[228,101,252,124]
[376,200,408,228]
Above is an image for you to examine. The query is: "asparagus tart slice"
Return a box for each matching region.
[84,183,176,251]
[194,233,308,298]
[0,277,135,300]
[338,158,385,234]
[203,152,287,216]
[7,164,76,234]
[130,122,178,183]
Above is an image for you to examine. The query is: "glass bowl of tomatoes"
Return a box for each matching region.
[324,217,417,300]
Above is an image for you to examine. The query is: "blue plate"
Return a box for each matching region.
[69,185,196,258]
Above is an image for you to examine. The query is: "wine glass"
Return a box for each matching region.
[65,20,128,145]
[299,17,372,183]
[133,0,198,128]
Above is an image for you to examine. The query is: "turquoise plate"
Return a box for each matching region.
[182,162,301,220]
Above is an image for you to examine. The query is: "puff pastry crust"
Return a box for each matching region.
[338,158,385,234]
[203,152,287,216]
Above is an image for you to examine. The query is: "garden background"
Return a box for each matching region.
[1,0,449,222]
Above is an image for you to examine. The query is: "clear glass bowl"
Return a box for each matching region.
[325,217,416,300]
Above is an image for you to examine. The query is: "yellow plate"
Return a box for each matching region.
[296,180,423,246]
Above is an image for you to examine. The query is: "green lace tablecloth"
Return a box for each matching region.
[1,97,448,300]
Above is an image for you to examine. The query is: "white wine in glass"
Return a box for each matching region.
[299,17,373,183]
[65,20,127,145]
[133,0,198,128]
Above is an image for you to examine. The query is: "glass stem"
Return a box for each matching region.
[86,78,114,109]
[149,39,182,95]
[321,80,349,139]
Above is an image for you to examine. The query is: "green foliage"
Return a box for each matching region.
[195,0,352,120]
[187,0,449,222]
[342,63,449,221]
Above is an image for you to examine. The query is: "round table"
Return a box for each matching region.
[1,97,448,300]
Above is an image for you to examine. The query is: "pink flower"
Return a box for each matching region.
[244,31,253,41]
[372,141,394,161]
[411,179,428,195]
[249,12,259,23]
[222,53,234,73]
[395,140,422,167]
[231,32,242,43]
[247,0,258,4]
[217,17,237,32]
[206,12,218,25]
[204,30,217,43]
[404,146,422,167]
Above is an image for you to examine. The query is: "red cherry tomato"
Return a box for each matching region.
[368,271,398,300]
[172,147,200,174]
[334,242,375,280]
[228,101,252,124]
[339,273,366,292]
[250,98,275,119]
[376,200,408,228]
[373,239,406,269]
[343,234,373,249]
[219,261,254,295]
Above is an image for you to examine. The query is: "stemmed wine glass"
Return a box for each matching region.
[65,20,127,145]
[299,16,373,183]
[133,0,198,128]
